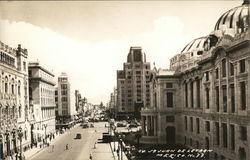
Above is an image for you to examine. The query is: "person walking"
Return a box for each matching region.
[89,153,93,160]
[65,144,69,150]
[51,145,54,152]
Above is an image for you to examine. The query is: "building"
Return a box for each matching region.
[28,62,56,146]
[116,47,151,120]
[55,72,75,127]
[141,1,250,160]
[75,90,82,113]
[0,42,32,159]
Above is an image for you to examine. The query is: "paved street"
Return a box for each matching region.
[29,122,111,160]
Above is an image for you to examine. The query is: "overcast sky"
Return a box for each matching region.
[0,0,240,104]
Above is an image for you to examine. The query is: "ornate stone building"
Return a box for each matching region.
[117,47,151,119]
[0,42,32,159]
[141,1,249,160]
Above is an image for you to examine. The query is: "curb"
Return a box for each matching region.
[109,142,116,160]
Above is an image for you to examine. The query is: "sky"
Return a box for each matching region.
[0,0,241,104]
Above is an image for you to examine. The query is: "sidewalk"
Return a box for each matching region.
[110,141,128,160]
[91,143,115,160]
[24,125,78,159]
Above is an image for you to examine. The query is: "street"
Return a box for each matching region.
[29,122,109,160]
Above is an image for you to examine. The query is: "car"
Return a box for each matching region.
[82,123,89,128]
[90,123,94,128]
[75,133,81,139]
[117,122,127,127]
[129,124,137,128]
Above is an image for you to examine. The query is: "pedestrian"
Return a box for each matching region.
[89,153,92,160]
[51,145,54,152]
[66,144,69,150]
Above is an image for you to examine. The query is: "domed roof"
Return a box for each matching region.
[181,36,208,54]
[214,0,249,32]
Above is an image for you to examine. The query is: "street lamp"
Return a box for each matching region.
[17,127,23,160]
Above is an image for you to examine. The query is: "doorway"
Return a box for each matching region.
[166,126,176,144]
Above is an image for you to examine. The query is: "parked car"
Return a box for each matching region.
[75,133,81,139]
[82,123,89,128]
[117,122,127,127]
[129,124,137,128]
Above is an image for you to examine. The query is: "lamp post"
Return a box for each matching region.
[17,127,23,160]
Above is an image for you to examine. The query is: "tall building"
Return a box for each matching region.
[55,72,75,125]
[28,62,56,146]
[0,42,32,159]
[117,47,151,119]
[75,90,81,113]
[141,1,250,160]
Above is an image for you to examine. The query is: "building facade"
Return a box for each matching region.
[141,1,250,160]
[117,47,151,119]
[0,42,32,159]
[28,62,56,147]
[55,72,75,125]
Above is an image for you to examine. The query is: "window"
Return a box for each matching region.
[196,79,201,108]
[166,83,173,88]
[215,122,220,145]
[11,84,14,94]
[240,82,246,110]
[239,59,245,73]
[216,86,220,112]
[23,61,26,71]
[5,82,8,93]
[222,59,226,77]
[166,92,173,107]
[133,50,142,62]
[206,88,210,109]
[240,126,247,141]
[190,81,194,108]
[185,82,188,108]
[190,117,193,132]
[166,116,175,122]
[230,63,234,76]
[205,71,209,81]
[222,123,228,148]
[215,68,219,79]
[184,116,187,131]
[196,118,200,134]
[206,121,210,132]
[230,84,235,113]
[18,85,21,96]
[222,85,227,112]
[230,125,235,150]
[136,71,141,74]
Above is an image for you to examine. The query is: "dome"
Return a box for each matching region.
[214,0,249,33]
[181,36,208,56]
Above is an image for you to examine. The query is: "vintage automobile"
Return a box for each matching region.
[75,133,82,139]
